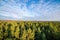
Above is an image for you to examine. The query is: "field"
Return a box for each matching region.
[0,20,60,40]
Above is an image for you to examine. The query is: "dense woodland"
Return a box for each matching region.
[0,21,60,40]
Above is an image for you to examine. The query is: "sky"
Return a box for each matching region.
[0,0,60,21]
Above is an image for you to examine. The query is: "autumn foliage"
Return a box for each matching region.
[0,21,60,40]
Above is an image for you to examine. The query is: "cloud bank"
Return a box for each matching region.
[0,0,60,21]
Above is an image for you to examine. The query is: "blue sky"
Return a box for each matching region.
[0,0,60,21]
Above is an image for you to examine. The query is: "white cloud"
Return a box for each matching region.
[28,0,60,21]
[0,1,36,20]
[0,0,60,21]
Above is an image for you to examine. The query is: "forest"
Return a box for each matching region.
[0,21,60,40]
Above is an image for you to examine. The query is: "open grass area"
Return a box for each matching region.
[0,20,60,40]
